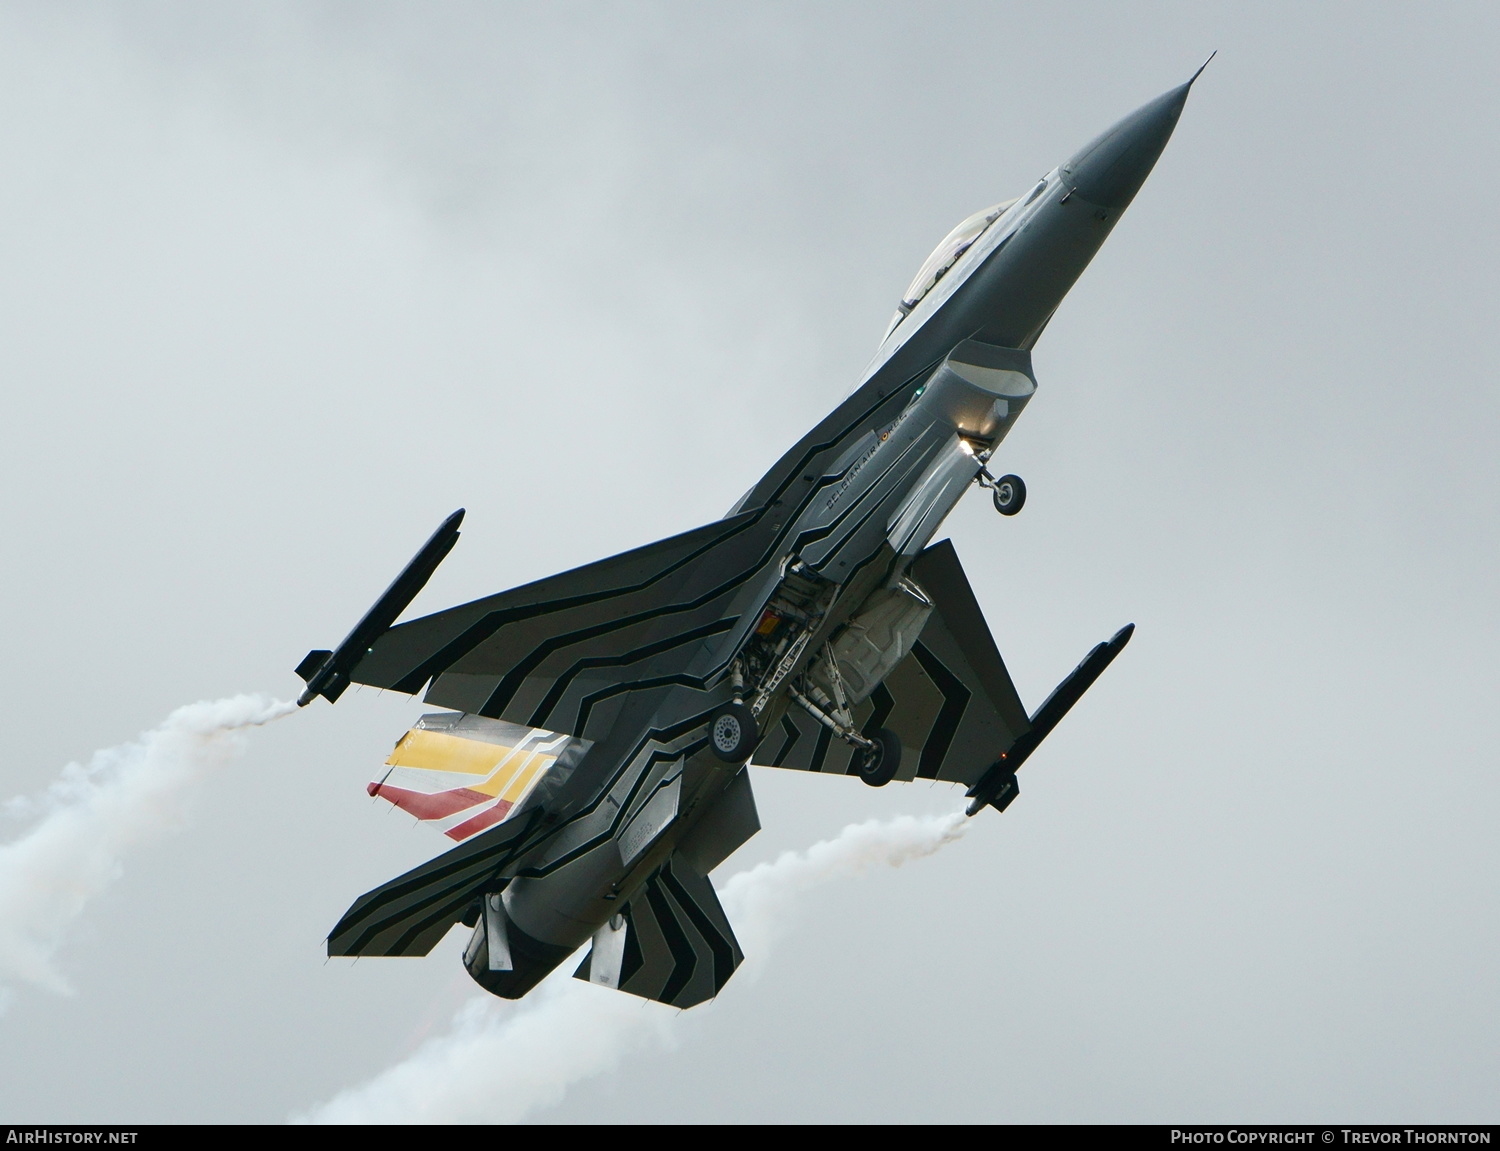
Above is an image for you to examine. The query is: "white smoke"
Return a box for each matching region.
[304,969,678,1125]
[0,694,297,1001]
[299,809,969,1124]
[720,811,969,967]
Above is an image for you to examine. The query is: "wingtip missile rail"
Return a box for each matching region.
[965,623,1135,816]
[295,508,465,707]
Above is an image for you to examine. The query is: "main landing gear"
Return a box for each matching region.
[787,643,904,787]
[707,565,905,784]
[707,701,758,763]
[854,726,902,787]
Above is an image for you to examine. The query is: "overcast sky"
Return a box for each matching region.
[0,0,1495,1123]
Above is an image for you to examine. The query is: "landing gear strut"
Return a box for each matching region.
[785,643,905,787]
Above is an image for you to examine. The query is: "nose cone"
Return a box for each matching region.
[1063,79,1195,209]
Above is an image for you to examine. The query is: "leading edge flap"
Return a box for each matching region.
[573,852,743,1009]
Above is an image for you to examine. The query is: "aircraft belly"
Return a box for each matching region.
[687,564,786,682]
[794,342,1043,578]
[502,737,749,956]
[798,433,943,574]
[887,436,982,556]
[618,775,681,865]
[503,843,622,950]
[799,424,932,535]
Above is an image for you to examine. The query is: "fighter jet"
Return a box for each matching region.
[294,71,1200,1008]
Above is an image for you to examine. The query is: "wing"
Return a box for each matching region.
[350,512,767,739]
[758,538,1032,787]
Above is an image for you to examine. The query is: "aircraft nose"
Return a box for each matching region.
[1062,76,1197,209]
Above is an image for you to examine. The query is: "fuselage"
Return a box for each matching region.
[469,79,1194,998]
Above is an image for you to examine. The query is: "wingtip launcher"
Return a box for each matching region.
[295,509,465,707]
[965,622,1135,816]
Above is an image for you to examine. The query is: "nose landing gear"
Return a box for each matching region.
[976,466,1026,516]
[990,473,1026,515]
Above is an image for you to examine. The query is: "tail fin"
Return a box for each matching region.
[368,711,592,843]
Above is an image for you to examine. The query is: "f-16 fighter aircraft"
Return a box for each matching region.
[294,70,1201,1008]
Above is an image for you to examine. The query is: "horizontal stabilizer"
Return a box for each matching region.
[573,851,742,1008]
[327,807,534,958]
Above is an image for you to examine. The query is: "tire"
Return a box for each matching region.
[708,702,759,763]
[855,727,902,787]
[992,473,1026,516]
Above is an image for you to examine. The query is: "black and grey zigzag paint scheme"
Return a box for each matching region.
[300,72,1201,1006]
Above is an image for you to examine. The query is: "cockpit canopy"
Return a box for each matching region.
[899,197,1018,314]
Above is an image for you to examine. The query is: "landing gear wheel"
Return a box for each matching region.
[992,474,1026,516]
[855,727,902,787]
[708,702,759,763]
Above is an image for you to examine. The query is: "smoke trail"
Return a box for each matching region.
[304,967,678,1125]
[299,809,969,1124]
[720,811,968,964]
[0,694,297,1002]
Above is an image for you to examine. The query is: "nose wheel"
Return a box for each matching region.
[991,473,1026,515]
[977,466,1027,516]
